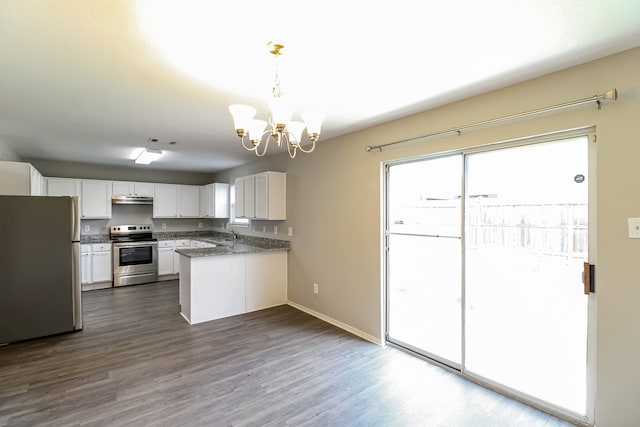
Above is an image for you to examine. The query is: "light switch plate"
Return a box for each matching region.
[628,218,640,238]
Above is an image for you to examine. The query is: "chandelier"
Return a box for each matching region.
[228,42,324,158]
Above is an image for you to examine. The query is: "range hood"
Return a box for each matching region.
[112,195,153,205]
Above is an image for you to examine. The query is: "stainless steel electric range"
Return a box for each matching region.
[110,224,158,287]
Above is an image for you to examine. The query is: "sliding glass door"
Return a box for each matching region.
[464,138,589,414]
[385,136,592,420]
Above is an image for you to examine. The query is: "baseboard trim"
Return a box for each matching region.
[287,301,382,345]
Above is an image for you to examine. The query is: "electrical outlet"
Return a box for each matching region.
[628,218,640,238]
[198,222,203,228]
[288,227,293,236]
[274,225,278,235]
[162,223,167,229]
[262,225,266,233]
[252,224,256,232]
[84,225,90,232]
[313,283,319,294]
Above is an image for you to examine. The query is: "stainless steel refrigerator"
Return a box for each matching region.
[0,195,82,344]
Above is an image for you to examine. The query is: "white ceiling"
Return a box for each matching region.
[1,0,639,172]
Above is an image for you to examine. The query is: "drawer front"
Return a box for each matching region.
[91,243,111,252]
[175,239,191,248]
[158,240,175,248]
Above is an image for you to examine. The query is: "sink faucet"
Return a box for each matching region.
[231,229,239,240]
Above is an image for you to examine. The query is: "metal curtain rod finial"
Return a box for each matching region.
[365,88,618,153]
[602,89,617,100]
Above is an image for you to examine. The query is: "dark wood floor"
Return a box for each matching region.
[0,281,575,426]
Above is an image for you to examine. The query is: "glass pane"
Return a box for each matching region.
[465,137,588,415]
[388,234,461,363]
[388,155,462,237]
[387,155,462,365]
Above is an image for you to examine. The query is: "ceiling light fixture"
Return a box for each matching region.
[135,148,163,165]
[228,42,324,159]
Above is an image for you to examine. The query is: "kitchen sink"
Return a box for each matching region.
[209,238,235,246]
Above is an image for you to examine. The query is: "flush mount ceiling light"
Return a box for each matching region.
[134,148,163,165]
[228,42,324,159]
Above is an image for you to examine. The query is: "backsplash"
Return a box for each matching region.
[80,204,214,235]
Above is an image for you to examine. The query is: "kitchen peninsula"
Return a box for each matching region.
[176,235,290,324]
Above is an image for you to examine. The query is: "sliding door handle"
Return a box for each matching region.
[583,262,595,295]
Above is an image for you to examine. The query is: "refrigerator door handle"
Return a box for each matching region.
[72,242,83,330]
[71,196,81,242]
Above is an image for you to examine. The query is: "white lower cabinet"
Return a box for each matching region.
[81,243,112,289]
[173,240,191,275]
[159,239,193,277]
[158,240,176,276]
[179,250,287,324]
[80,245,91,284]
[245,251,288,312]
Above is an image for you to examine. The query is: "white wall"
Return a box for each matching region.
[213,47,640,426]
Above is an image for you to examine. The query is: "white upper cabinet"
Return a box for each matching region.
[177,185,200,218]
[199,185,209,217]
[243,175,256,219]
[200,183,229,218]
[237,171,286,220]
[81,180,112,218]
[153,184,177,218]
[29,165,44,195]
[235,176,245,218]
[46,177,81,197]
[0,161,44,195]
[154,184,202,218]
[112,181,155,197]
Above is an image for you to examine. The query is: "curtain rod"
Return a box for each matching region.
[365,89,618,152]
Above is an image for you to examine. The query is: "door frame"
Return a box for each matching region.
[382,126,597,426]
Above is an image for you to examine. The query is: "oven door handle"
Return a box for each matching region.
[113,241,158,248]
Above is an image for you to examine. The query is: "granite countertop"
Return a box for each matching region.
[80,231,290,257]
[175,234,290,259]
[80,234,111,244]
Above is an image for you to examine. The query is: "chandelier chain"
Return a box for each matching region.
[271,53,283,99]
